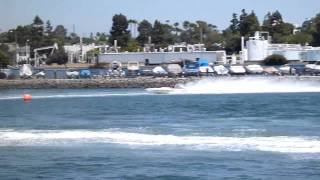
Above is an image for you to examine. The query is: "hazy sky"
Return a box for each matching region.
[0,0,319,36]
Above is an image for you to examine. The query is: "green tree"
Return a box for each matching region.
[230,13,240,33]
[239,10,260,36]
[45,20,53,37]
[223,29,241,54]
[109,14,131,47]
[0,50,9,68]
[262,11,294,43]
[30,15,44,48]
[123,39,140,52]
[136,20,153,45]
[52,25,67,46]
[287,32,313,45]
[311,14,320,46]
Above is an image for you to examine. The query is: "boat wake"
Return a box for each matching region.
[0,92,149,100]
[1,129,319,153]
[170,77,320,94]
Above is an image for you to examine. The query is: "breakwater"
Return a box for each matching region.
[0,77,196,89]
[1,76,320,89]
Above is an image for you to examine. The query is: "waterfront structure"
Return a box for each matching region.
[98,43,227,65]
[241,31,320,62]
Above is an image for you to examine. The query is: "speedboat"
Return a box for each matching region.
[145,87,175,94]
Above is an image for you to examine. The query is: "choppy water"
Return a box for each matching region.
[1,78,320,179]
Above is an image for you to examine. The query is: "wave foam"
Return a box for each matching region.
[0,92,149,100]
[171,77,320,94]
[1,129,319,153]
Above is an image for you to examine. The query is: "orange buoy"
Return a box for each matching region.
[23,94,32,101]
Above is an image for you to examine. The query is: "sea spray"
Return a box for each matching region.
[172,77,320,94]
[1,129,320,153]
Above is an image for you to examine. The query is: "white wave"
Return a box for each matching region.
[0,92,149,100]
[0,129,319,153]
[170,77,320,94]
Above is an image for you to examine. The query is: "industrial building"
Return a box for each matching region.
[98,43,227,65]
[242,31,320,62]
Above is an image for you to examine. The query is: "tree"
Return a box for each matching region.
[263,54,288,66]
[52,25,67,45]
[45,20,53,37]
[109,14,131,47]
[239,10,260,36]
[239,9,248,36]
[223,29,241,54]
[136,20,153,45]
[31,15,44,48]
[230,13,240,33]
[262,11,294,43]
[123,39,140,52]
[0,50,9,68]
[311,14,320,46]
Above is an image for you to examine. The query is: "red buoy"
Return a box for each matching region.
[23,94,32,101]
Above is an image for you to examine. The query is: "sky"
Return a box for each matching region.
[0,0,319,36]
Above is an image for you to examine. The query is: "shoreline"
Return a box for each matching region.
[1,76,320,89]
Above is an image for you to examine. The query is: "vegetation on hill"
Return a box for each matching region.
[0,10,319,65]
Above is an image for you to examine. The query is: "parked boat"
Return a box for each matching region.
[19,64,33,78]
[166,64,182,77]
[279,65,294,75]
[152,66,168,76]
[214,65,229,75]
[306,62,320,75]
[229,66,246,75]
[245,65,264,74]
[66,69,79,79]
[263,67,280,75]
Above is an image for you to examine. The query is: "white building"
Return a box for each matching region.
[64,43,109,63]
[98,50,227,65]
[242,31,320,62]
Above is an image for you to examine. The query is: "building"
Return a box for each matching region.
[64,43,109,63]
[241,31,320,63]
[98,43,227,65]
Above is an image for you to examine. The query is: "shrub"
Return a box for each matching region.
[263,54,288,66]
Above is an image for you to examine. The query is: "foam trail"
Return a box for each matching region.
[1,129,320,153]
[0,92,149,100]
[171,77,320,94]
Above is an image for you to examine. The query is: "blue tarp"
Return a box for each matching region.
[80,69,91,78]
[197,58,209,67]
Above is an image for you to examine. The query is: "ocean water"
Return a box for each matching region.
[1,78,320,179]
